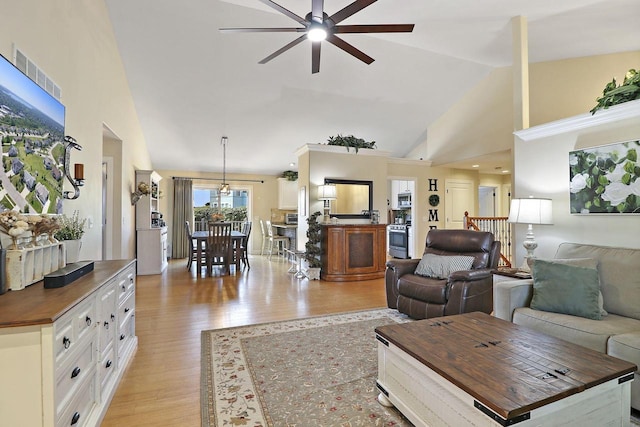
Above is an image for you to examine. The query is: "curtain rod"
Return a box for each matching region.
[172,176,264,184]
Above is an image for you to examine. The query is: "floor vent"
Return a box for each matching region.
[13,46,61,101]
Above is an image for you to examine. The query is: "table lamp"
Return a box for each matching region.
[507,197,553,272]
[317,184,337,224]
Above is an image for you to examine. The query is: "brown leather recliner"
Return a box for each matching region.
[385,229,500,320]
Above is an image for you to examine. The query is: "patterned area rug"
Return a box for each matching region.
[202,309,640,426]
[201,308,412,426]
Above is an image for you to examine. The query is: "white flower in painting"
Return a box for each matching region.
[569,154,579,166]
[570,173,588,193]
[580,208,590,214]
[601,182,633,205]
[630,178,640,196]
[605,163,627,183]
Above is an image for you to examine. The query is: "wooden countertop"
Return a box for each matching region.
[0,259,135,328]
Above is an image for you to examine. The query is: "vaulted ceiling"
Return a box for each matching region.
[105,0,640,175]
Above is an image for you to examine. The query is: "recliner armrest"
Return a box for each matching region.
[449,268,492,281]
[493,279,533,322]
[385,259,420,309]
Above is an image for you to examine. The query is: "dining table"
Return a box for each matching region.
[192,230,246,274]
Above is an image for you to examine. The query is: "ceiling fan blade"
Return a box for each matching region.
[220,27,306,33]
[258,35,307,64]
[326,34,374,64]
[334,24,415,34]
[311,0,324,24]
[312,41,321,74]
[328,0,377,26]
[258,0,308,26]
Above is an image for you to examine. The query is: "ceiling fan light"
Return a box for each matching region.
[220,183,230,195]
[307,27,327,41]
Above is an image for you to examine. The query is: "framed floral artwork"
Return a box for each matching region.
[569,139,640,214]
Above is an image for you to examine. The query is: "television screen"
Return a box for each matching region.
[0,53,65,214]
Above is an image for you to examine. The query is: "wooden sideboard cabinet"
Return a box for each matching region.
[0,260,137,427]
[321,224,387,282]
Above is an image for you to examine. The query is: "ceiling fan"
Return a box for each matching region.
[219,0,414,73]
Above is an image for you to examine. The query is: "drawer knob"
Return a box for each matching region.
[111,313,116,321]
[104,321,109,330]
[120,334,125,341]
[85,316,92,326]
[121,284,126,291]
[63,336,71,349]
[71,367,81,379]
[105,359,112,369]
[71,412,80,425]
[124,307,130,313]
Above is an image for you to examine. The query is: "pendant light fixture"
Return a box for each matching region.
[220,136,230,195]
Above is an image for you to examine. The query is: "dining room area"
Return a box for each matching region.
[185,219,251,277]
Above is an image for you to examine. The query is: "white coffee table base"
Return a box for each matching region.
[377,338,633,427]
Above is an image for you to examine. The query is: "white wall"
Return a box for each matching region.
[0,1,152,259]
[512,100,640,265]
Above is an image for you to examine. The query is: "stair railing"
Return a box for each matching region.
[463,212,512,267]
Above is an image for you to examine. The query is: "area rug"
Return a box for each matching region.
[201,308,413,426]
[202,309,640,426]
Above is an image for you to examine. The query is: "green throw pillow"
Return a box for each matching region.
[530,258,607,316]
[530,259,602,320]
[414,253,474,279]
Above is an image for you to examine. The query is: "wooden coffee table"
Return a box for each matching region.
[375,312,636,426]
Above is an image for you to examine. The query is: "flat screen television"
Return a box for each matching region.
[0,53,65,213]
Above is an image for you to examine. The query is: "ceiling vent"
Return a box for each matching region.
[13,46,61,101]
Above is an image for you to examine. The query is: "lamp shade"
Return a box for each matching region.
[317,184,337,200]
[507,198,553,225]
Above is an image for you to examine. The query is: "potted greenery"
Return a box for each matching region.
[281,170,298,181]
[326,134,376,153]
[54,210,87,263]
[591,68,640,114]
[303,211,322,280]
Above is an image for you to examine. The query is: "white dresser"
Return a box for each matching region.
[0,260,137,427]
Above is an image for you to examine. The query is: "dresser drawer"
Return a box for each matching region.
[117,306,136,356]
[56,373,96,427]
[74,299,96,344]
[55,339,96,417]
[54,298,95,365]
[98,345,116,395]
[117,267,135,304]
[54,318,74,363]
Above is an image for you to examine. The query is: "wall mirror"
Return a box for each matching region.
[324,178,373,219]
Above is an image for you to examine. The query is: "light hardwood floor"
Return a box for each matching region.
[100,255,388,426]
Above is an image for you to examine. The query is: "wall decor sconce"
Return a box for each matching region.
[317,184,337,224]
[131,181,151,205]
[63,136,84,199]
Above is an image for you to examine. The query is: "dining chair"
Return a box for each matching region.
[185,220,206,271]
[265,220,289,260]
[206,222,233,276]
[238,221,252,269]
[259,219,269,255]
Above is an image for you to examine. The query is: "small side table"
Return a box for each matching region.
[492,267,531,286]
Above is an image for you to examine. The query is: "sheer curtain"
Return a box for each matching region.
[172,178,193,259]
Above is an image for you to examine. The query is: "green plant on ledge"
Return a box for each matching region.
[591,68,640,114]
[281,170,298,181]
[304,211,322,268]
[326,134,376,153]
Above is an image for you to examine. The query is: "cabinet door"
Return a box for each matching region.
[278,178,298,210]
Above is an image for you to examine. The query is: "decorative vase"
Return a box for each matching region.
[63,239,82,264]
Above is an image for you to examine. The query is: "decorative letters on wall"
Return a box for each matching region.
[428,178,439,229]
